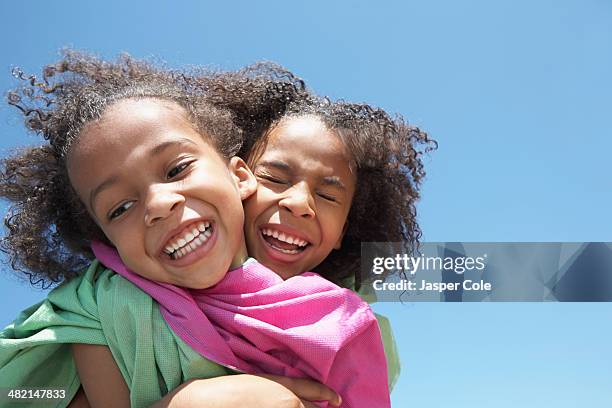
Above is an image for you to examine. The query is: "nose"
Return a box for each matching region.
[278,182,316,219]
[144,185,185,226]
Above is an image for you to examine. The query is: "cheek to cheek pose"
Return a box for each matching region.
[0,53,435,408]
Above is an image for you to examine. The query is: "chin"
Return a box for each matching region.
[276,265,304,280]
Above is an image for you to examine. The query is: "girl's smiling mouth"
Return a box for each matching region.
[161,220,217,265]
[258,224,311,260]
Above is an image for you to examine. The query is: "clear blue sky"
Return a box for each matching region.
[0,1,611,406]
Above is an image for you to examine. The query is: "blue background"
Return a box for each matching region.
[1,1,611,406]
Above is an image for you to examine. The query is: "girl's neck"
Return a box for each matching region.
[229,238,250,269]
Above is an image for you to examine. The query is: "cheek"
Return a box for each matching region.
[242,191,267,223]
[116,245,141,274]
[110,223,146,257]
[218,186,246,229]
[230,203,246,231]
[324,225,344,245]
[319,210,348,242]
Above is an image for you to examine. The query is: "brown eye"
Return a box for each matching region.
[167,161,192,179]
[109,201,135,220]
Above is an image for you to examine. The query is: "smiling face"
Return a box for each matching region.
[68,98,255,289]
[243,115,357,279]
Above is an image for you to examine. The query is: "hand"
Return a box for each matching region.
[152,374,342,408]
[259,374,342,407]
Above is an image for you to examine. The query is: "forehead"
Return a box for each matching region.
[253,115,357,195]
[72,98,194,158]
[66,98,214,205]
[264,115,353,165]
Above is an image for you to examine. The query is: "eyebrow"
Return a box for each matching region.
[321,175,346,190]
[150,137,199,156]
[257,159,291,172]
[256,159,347,190]
[88,138,199,214]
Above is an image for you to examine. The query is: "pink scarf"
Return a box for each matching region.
[92,241,390,408]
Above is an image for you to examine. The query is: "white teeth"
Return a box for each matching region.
[173,230,209,259]
[166,221,214,259]
[261,228,309,248]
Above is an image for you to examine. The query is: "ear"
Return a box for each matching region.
[229,156,257,201]
[333,222,349,250]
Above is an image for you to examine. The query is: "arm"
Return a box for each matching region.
[152,374,341,408]
[66,387,91,408]
[72,344,341,408]
[71,344,130,408]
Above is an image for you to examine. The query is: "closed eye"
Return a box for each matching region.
[108,201,135,220]
[316,192,338,203]
[258,174,287,184]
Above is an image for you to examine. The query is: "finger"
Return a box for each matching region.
[260,375,342,407]
[301,399,318,408]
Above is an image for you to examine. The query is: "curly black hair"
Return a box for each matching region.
[244,97,437,290]
[0,51,307,287]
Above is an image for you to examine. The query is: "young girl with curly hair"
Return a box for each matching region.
[241,95,434,291]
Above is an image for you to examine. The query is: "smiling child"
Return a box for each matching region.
[244,114,356,279]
